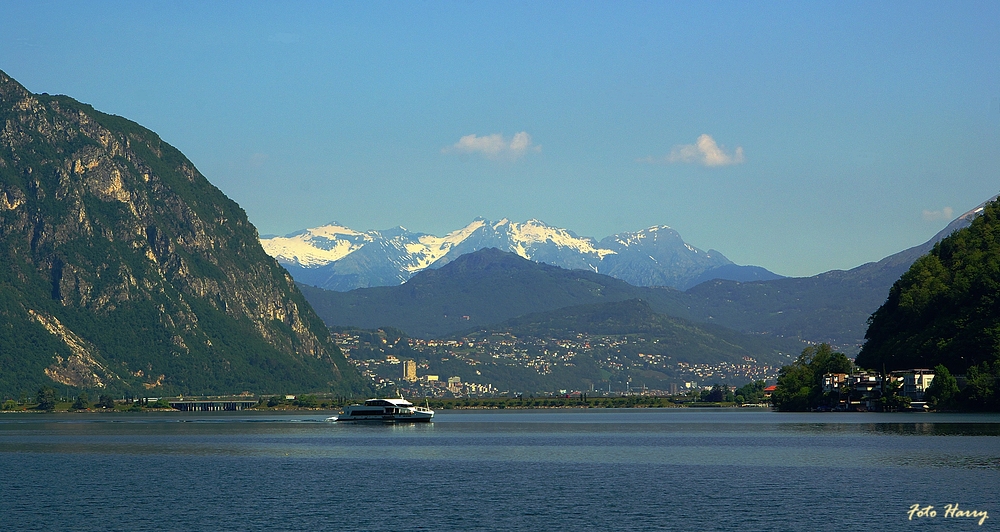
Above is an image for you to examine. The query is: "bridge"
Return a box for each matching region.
[168,399,258,411]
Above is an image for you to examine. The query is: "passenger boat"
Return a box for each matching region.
[327,398,434,423]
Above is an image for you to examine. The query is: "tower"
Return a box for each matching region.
[403,360,417,382]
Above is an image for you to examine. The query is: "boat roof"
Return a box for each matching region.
[364,398,413,407]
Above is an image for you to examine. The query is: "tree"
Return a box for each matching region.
[35,386,56,411]
[151,398,171,408]
[962,361,1000,411]
[878,378,910,412]
[294,395,319,408]
[705,384,728,402]
[724,388,736,403]
[736,380,767,404]
[772,360,813,412]
[772,344,851,411]
[97,394,116,409]
[923,364,959,410]
[71,392,90,410]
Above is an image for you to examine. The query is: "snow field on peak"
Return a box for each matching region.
[259,218,716,271]
[402,219,488,272]
[306,223,367,239]
[260,234,366,266]
[505,220,617,258]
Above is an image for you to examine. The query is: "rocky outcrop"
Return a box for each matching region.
[0,70,368,396]
[28,309,118,388]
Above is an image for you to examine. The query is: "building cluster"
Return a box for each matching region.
[400,372,498,398]
[333,329,785,396]
[818,368,936,410]
[374,358,498,397]
[674,360,780,384]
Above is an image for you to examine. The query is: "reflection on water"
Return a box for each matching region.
[862,421,1000,436]
[2,409,999,531]
[2,409,999,466]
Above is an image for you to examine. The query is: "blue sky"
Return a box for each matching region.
[2,1,998,276]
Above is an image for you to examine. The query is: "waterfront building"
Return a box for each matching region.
[895,369,935,401]
[822,373,849,394]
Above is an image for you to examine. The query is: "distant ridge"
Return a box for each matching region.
[299,248,679,338]
[682,195,995,351]
[300,249,802,365]
[263,218,782,291]
[300,196,996,354]
[858,195,1000,373]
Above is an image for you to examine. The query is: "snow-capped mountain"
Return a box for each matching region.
[261,218,783,291]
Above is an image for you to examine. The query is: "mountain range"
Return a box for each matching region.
[300,248,803,365]
[0,70,369,397]
[261,218,783,291]
[2,66,991,398]
[299,197,992,354]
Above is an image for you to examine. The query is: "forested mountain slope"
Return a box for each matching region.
[858,197,1000,374]
[0,70,369,397]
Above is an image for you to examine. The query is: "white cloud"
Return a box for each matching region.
[922,206,954,222]
[443,132,540,160]
[639,134,745,167]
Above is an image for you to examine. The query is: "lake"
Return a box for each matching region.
[1,408,998,531]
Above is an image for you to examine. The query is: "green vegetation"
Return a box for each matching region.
[423,395,682,410]
[70,392,90,411]
[97,395,116,409]
[300,248,690,338]
[857,197,1000,411]
[35,386,57,411]
[734,380,768,404]
[475,298,803,366]
[293,394,320,408]
[0,69,370,399]
[924,364,959,410]
[771,344,852,412]
[700,384,733,402]
[961,362,1000,411]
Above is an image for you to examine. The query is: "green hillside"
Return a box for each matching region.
[857,198,1000,375]
[0,70,369,398]
[680,205,983,353]
[300,248,692,338]
[466,298,804,366]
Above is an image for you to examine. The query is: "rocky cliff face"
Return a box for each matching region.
[0,70,367,396]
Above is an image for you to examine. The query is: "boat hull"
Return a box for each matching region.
[333,414,433,423]
[329,398,434,423]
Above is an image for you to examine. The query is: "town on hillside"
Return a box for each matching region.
[333,329,782,398]
[334,329,941,411]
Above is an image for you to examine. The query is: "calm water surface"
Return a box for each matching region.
[2,408,998,531]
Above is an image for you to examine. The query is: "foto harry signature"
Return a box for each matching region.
[908,503,989,526]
